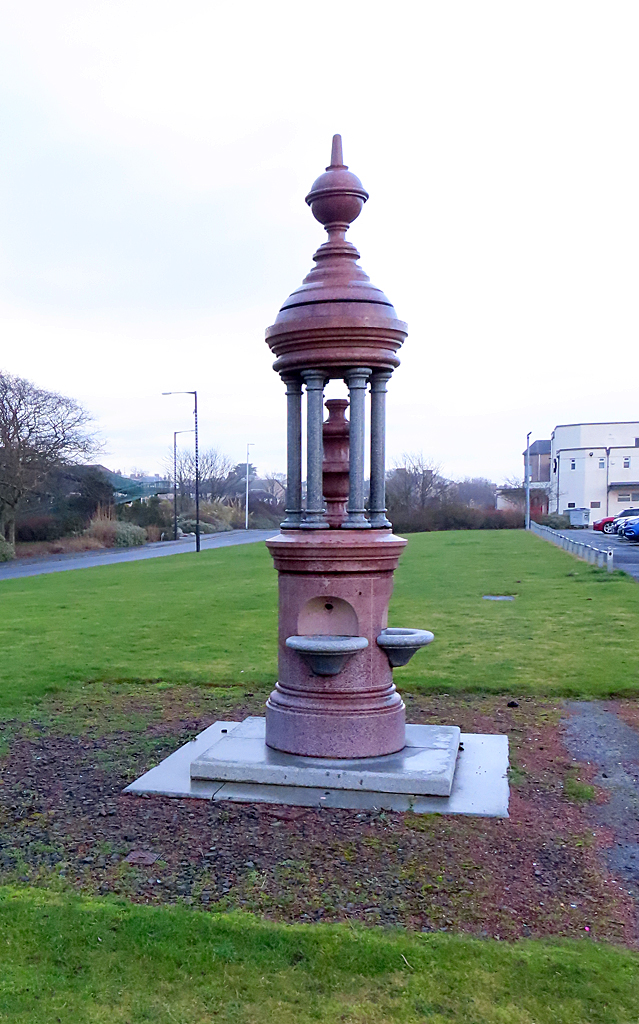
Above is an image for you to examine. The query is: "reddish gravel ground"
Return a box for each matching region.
[0,685,636,946]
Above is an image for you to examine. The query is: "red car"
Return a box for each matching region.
[594,507,639,534]
[593,516,616,534]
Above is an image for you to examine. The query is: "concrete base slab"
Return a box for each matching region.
[124,721,509,817]
[190,717,460,797]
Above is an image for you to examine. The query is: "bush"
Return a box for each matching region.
[114,522,146,547]
[538,513,571,530]
[199,499,245,530]
[390,503,524,533]
[178,519,225,535]
[15,515,64,543]
[118,496,172,530]
[86,513,118,547]
[0,538,15,562]
[87,514,146,547]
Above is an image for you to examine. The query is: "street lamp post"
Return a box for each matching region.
[525,431,531,531]
[245,442,254,530]
[163,391,201,552]
[172,429,194,540]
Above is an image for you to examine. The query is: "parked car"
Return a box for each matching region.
[620,516,639,541]
[593,516,617,534]
[613,508,639,533]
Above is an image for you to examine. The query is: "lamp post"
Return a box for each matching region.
[525,431,531,531]
[163,391,200,552]
[172,430,194,540]
[245,443,254,530]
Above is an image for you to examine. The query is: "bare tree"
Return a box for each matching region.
[163,445,235,509]
[0,371,99,544]
[198,447,233,500]
[386,452,449,513]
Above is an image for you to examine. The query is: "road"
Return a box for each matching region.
[553,527,639,582]
[0,530,278,581]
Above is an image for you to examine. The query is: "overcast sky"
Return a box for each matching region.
[1,1,637,483]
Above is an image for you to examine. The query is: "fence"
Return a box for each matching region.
[529,521,614,572]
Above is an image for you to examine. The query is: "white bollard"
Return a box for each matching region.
[607,548,614,573]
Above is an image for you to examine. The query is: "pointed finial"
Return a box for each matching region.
[329,134,345,169]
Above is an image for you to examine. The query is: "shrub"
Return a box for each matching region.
[145,525,162,543]
[118,496,172,529]
[390,503,524,533]
[0,538,15,562]
[15,515,64,543]
[178,519,223,535]
[199,500,243,530]
[539,513,571,530]
[86,512,118,547]
[114,522,146,547]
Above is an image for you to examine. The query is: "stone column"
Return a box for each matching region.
[343,367,372,528]
[280,375,303,529]
[369,370,393,528]
[300,369,329,529]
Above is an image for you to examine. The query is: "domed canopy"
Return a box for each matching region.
[266,136,407,376]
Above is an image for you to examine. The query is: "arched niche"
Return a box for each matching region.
[297,596,359,637]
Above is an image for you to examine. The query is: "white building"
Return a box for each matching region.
[550,421,639,518]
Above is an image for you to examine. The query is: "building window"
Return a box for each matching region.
[570,459,576,470]
[599,458,605,469]
[635,438,639,447]
[633,492,639,502]
[618,494,630,502]
[568,502,575,508]
[590,501,601,508]
[623,457,631,469]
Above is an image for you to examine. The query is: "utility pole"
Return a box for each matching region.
[172,429,194,540]
[245,442,254,530]
[525,431,531,531]
[163,391,200,551]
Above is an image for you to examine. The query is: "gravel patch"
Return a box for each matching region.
[564,701,639,901]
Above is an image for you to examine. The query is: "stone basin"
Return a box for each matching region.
[376,627,434,667]
[285,634,369,676]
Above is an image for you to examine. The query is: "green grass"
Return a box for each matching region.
[1,886,638,1023]
[1,530,638,716]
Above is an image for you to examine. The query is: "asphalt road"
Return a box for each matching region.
[0,529,278,581]
[553,527,639,582]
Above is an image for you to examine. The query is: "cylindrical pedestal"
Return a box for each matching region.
[265,529,407,758]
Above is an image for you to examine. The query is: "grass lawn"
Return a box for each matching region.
[2,531,639,1022]
[2,887,639,1024]
[1,530,638,716]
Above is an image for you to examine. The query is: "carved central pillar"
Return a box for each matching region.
[343,368,371,529]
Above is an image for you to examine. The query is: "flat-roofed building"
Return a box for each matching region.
[550,421,639,519]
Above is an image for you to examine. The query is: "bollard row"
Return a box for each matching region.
[529,521,614,573]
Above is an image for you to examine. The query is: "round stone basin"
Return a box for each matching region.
[285,634,369,676]
[376,627,434,667]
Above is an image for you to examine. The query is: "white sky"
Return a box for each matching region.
[1,1,637,483]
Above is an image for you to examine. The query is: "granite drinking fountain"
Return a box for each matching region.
[126,137,509,816]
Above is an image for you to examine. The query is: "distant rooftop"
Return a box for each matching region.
[523,440,551,456]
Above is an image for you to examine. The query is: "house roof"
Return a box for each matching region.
[523,440,551,456]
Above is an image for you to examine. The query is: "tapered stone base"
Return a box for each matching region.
[265,529,408,758]
[265,690,406,758]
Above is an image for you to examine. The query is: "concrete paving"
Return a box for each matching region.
[0,529,278,581]
[190,717,461,797]
[553,528,639,582]
[125,719,510,817]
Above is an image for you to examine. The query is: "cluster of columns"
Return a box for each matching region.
[281,368,393,530]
